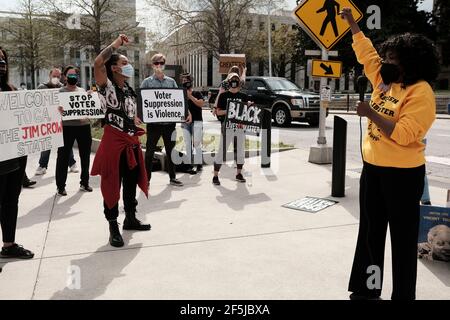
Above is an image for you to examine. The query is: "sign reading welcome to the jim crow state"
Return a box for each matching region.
[137,88,188,124]
[219,54,246,74]
[58,91,104,120]
[225,100,262,136]
[0,89,64,161]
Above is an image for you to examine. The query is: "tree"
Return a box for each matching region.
[434,0,450,66]
[146,0,257,59]
[2,0,59,88]
[41,0,140,54]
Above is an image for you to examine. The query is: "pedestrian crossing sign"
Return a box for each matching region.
[293,0,363,51]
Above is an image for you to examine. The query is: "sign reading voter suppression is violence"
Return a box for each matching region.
[138,88,188,124]
[0,89,64,161]
[58,91,104,120]
[225,101,262,136]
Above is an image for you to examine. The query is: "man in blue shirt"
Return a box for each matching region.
[141,53,187,186]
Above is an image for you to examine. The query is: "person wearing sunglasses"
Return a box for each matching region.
[140,54,191,187]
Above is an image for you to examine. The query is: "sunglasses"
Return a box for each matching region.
[153,61,165,66]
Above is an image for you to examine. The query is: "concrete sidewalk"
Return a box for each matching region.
[0,149,448,300]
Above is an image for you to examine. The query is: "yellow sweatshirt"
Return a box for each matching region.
[352,31,436,168]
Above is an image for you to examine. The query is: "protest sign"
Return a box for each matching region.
[0,89,64,161]
[58,91,104,120]
[137,88,188,124]
[225,100,263,136]
[418,205,450,262]
[219,54,246,74]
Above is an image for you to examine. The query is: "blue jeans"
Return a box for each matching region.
[181,121,203,166]
[39,149,76,169]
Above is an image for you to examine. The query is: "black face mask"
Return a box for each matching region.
[230,80,240,89]
[67,75,78,86]
[380,62,401,85]
[183,81,192,89]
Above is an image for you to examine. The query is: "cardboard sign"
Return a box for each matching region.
[293,0,363,51]
[0,89,64,161]
[283,197,338,213]
[219,54,246,74]
[225,100,262,136]
[418,205,450,262]
[137,88,188,124]
[59,92,104,120]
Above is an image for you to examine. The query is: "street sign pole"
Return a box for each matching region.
[308,48,333,164]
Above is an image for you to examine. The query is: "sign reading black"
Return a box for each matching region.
[225,100,262,136]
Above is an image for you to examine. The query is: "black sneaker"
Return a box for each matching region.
[80,184,93,192]
[57,188,67,196]
[196,165,203,173]
[212,176,220,186]
[1,244,34,259]
[170,179,184,187]
[109,221,124,248]
[236,173,246,183]
[123,216,151,231]
[23,179,37,188]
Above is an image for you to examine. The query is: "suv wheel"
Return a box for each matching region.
[308,119,319,127]
[273,106,291,127]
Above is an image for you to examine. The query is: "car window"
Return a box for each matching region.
[252,80,267,90]
[242,79,252,90]
[266,78,300,91]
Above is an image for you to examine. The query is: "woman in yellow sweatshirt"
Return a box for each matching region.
[341,8,440,300]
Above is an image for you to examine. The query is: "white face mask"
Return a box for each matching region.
[51,77,60,86]
[120,64,134,78]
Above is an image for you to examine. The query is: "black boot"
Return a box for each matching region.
[109,220,124,247]
[123,212,151,231]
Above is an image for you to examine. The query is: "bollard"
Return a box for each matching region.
[332,116,347,197]
[261,108,272,168]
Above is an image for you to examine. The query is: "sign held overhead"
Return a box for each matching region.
[219,54,246,74]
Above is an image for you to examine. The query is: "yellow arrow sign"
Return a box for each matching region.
[312,59,343,78]
[293,0,363,51]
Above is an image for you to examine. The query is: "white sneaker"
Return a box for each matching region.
[69,164,79,173]
[35,166,47,175]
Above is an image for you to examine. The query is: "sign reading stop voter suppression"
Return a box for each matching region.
[0,89,64,161]
[58,91,104,120]
[137,88,188,124]
[225,101,262,136]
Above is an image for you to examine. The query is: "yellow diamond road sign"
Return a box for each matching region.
[312,59,342,78]
[293,0,363,51]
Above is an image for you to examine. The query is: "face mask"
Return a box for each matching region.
[230,80,240,89]
[380,62,401,85]
[120,64,134,78]
[67,74,78,86]
[51,77,60,86]
[183,81,192,89]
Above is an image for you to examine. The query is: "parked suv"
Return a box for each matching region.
[242,76,322,127]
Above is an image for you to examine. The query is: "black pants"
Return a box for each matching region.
[214,131,245,172]
[0,158,26,243]
[56,125,92,190]
[104,148,140,221]
[145,123,176,180]
[348,162,425,300]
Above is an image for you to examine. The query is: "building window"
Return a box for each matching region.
[271,23,276,31]
[259,22,265,31]
[134,50,140,64]
[134,35,140,44]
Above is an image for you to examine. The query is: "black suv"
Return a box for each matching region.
[242,77,322,127]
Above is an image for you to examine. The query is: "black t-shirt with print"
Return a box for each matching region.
[217,91,249,112]
[188,91,204,122]
[98,79,138,135]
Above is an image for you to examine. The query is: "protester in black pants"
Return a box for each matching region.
[341,8,439,300]
[92,34,150,248]
[0,47,34,259]
[55,66,93,196]
[140,53,191,187]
